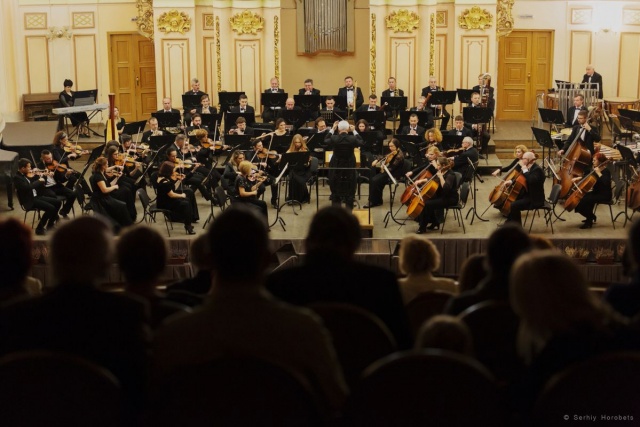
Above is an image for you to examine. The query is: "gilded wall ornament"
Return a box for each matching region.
[429,13,435,77]
[157,10,192,35]
[497,0,515,37]
[229,11,264,35]
[385,9,420,33]
[370,14,376,95]
[458,6,493,31]
[136,0,153,41]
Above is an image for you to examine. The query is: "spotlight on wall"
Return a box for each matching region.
[46,26,72,41]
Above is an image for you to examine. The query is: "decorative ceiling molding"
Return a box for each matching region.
[229,10,264,35]
[385,9,420,33]
[157,9,192,35]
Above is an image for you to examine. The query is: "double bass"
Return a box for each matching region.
[556,127,592,198]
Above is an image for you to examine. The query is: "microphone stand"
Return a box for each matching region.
[465,156,488,224]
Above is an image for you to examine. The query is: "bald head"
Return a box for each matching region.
[523,152,536,162]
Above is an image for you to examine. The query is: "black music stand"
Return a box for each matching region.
[465,157,488,224]
[456,89,474,104]
[614,144,637,227]
[531,127,558,177]
[430,91,457,128]
[324,95,348,113]
[218,91,245,113]
[441,134,464,150]
[271,135,294,153]
[294,94,322,123]
[381,96,407,126]
[619,108,640,122]
[149,134,176,152]
[200,113,222,134]
[538,108,565,134]
[182,94,204,112]
[279,110,304,131]
[151,112,181,129]
[353,111,386,132]
[261,92,288,120]
[397,111,431,134]
[394,135,422,164]
[122,120,147,137]
[280,151,309,210]
[319,111,344,124]
[225,112,256,133]
[359,131,382,156]
[463,106,492,161]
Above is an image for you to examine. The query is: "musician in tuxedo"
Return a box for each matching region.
[194,95,217,116]
[503,151,545,226]
[472,73,495,114]
[401,114,426,142]
[276,98,303,131]
[186,114,209,135]
[573,153,611,229]
[141,117,163,143]
[157,98,180,115]
[452,137,479,180]
[449,115,473,138]
[228,116,255,136]
[230,94,255,114]
[357,94,383,112]
[421,76,450,130]
[464,92,491,156]
[324,120,364,211]
[409,97,435,130]
[582,65,603,99]
[319,97,346,120]
[262,77,285,122]
[13,158,61,235]
[183,78,208,125]
[298,79,322,121]
[382,77,404,98]
[565,94,588,128]
[558,110,601,157]
[338,76,364,111]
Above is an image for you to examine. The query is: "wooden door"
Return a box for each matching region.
[497,31,553,120]
[109,33,156,122]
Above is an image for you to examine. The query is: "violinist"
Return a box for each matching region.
[273,118,289,137]
[13,158,61,235]
[558,110,600,159]
[572,152,611,229]
[118,135,147,190]
[103,147,138,222]
[417,157,458,233]
[285,134,313,203]
[157,161,197,235]
[141,117,163,143]
[452,137,479,178]
[503,151,545,226]
[464,92,491,157]
[192,129,226,189]
[492,145,528,177]
[423,128,444,151]
[89,157,133,231]
[37,150,76,218]
[52,131,79,162]
[364,139,405,208]
[249,139,279,208]
[235,160,268,222]
[223,151,246,196]
[166,146,212,202]
[448,115,472,138]
[227,116,255,136]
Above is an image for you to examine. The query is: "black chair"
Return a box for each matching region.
[203,185,229,229]
[441,178,469,234]
[73,182,93,215]
[405,290,454,339]
[149,356,323,427]
[344,349,507,426]
[523,183,561,234]
[0,350,122,427]
[593,180,623,229]
[137,187,173,236]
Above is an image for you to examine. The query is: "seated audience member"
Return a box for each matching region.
[0,218,42,302]
[117,226,191,327]
[457,253,486,294]
[605,219,640,318]
[509,250,634,416]
[266,206,412,349]
[415,315,474,357]
[153,206,348,412]
[0,217,150,414]
[397,235,457,304]
[166,233,214,306]
[446,224,532,315]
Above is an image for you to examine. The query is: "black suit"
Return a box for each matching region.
[562,124,600,156]
[13,172,61,230]
[464,104,491,154]
[266,256,412,350]
[337,87,364,109]
[194,106,218,116]
[472,85,496,113]
[565,106,588,128]
[449,127,473,138]
[298,88,321,96]
[382,89,404,98]
[407,108,435,130]
[401,125,426,138]
[453,147,479,181]
[506,162,546,224]
[324,130,364,208]
[230,105,255,114]
[421,86,450,130]
[582,72,603,99]
[262,89,285,122]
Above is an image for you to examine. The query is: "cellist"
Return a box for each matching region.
[417,157,458,234]
[572,153,611,229]
[558,110,600,160]
[503,152,545,226]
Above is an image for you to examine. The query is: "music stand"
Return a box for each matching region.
[381,96,407,127]
[218,91,245,113]
[280,151,309,209]
[538,108,565,133]
[294,94,322,123]
[149,134,176,152]
[397,111,431,133]
[614,143,637,227]
[271,135,294,153]
[531,127,558,176]
[353,111,386,132]
[122,120,147,137]
[151,112,181,129]
[182,94,204,112]
[324,95,348,112]
[429,91,457,128]
[279,109,304,131]
[463,106,492,151]
[465,157,488,224]
[619,108,640,122]
[441,134,464,150]
[261,92,288,117]
[456,89,474,104]
[359,131,382,156]
[394,135,421,163]
[319,111,343,124]
[225,112,256,133]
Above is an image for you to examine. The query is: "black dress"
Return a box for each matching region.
[419,169,459,228]
[59,90,88,126]
[89,172,133,229]
[286,151,313,203]
[575,168,612,220]
[157,178,194,227]
[235,174,268,220]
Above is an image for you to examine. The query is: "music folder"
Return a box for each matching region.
[200,113,223,131]
[441,134,464,150]
[182,94,204,111]
[151,112,181,129]
[531,127,557,149]
[463,107,492,125]
[456,89,475,104]
[122,120,148,136]
[261,92,288,110]
[149,134,176,151]
[294,94,322,111]
[538,108,565,125]
[429,91,457,106]
[381,96,407,112]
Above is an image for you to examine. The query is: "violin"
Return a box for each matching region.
[444,147,465,158]
[26,168,52,179]
[373,151,397,169]
[63,142,89,156]
[256,148,279,159]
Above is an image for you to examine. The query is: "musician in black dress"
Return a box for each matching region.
[558,110,600,157]
[157,161,196,235]
[364,139,405,208]
[356,119,384,164]
[13,158,61,235]
[417,157,459,233]
[492,145,528,177]
[171,134,214,200]
[248,139,279,208]
[573,153,612,229]
[406,146,440,181]
[89,157,133,231]
[324,120,364,211]
[285,134,313,203]
[504,152,545,226]
[59,79,90,137]
[235,160,268,222]
[223,151,246,196]
[102,148,138,222]
[424,128,444,152]
[118,134,147,191]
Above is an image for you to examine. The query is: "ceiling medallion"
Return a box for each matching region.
[385,9,420,33]
[229,11,264,35]
[458,6,493,31]
[157,10,192,35]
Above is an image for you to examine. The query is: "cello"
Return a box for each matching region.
[563,158,610,212]
[556,126,592,198]
[405,160,452,219]
[627,166,640,211]
[400,163,434,206]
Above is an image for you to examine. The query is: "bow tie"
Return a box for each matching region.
[347,88,353,91]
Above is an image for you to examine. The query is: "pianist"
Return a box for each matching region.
[59,79,90,138]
